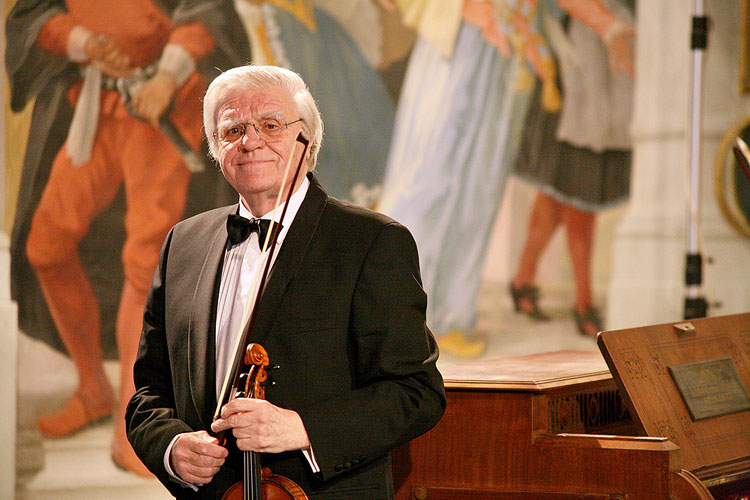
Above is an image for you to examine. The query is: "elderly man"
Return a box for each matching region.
[126,65,445,499]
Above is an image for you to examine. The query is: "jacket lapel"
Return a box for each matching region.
[188,205,235,428]
[250,174,328,344]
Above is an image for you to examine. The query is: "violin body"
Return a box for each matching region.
[222,468,308,500]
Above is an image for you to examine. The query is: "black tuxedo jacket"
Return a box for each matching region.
[126,175,445,499]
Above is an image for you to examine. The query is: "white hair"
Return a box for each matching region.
[203,65,323,171]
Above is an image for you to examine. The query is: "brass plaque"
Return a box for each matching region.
[668,357,750,421]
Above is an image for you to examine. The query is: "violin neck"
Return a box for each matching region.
[243,450,262,500]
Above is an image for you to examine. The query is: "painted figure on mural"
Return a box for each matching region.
[510,0,635,337]
[378,0,635,358]
[232,0,395,206]
[5,0,250,474]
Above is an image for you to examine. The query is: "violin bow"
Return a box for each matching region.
[214,132,310,420]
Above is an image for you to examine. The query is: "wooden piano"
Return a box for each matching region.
[392,313,750,499]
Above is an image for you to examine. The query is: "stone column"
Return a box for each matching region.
[1,6,19,498]
[607,0,750,329]
[0,233,18,500]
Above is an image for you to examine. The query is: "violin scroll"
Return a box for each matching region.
[239,343,269,401]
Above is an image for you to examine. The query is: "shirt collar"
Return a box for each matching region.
[237,176,310,244]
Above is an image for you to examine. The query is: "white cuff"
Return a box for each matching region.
[157,43,196,87]
[164,433,201,491]
[67,25,93,62]
[301,445,320,473]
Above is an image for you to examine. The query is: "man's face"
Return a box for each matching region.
[216,86,306,214]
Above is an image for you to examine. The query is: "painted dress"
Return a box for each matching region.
[379,20,532,335]
[236,0,395,205]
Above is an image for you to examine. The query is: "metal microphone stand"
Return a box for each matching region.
[684,0,709,319]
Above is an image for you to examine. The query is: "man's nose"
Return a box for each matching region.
[238,126,263,149]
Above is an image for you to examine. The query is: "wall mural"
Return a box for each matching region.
[4,0,635,477]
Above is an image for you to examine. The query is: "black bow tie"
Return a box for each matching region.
[226,214,280,248]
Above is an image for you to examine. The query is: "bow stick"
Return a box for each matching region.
[214,132,310,420]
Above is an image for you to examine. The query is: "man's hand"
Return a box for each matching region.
[170,430,228,484]
[131,71,178,126]
[84,33,132,77]
[211,398,311,454]
[462,1,510,57]
[604,21,636,77]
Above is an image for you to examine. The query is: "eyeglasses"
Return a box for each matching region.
[216,117,303,144]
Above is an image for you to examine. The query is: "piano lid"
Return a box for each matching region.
[598,312,750,484]
[439,349,611,391]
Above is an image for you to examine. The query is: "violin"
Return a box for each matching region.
[220,344,307,500]
[216,133,311,500]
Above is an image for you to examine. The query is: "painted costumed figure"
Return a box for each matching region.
[510,0,635,337]
[6,0,250,474]
[378,0,562,357]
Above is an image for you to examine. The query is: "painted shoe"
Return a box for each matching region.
[573,306,603,338]
[37,394,113,437]
[437,330,486,359]
[509,283,550,321]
